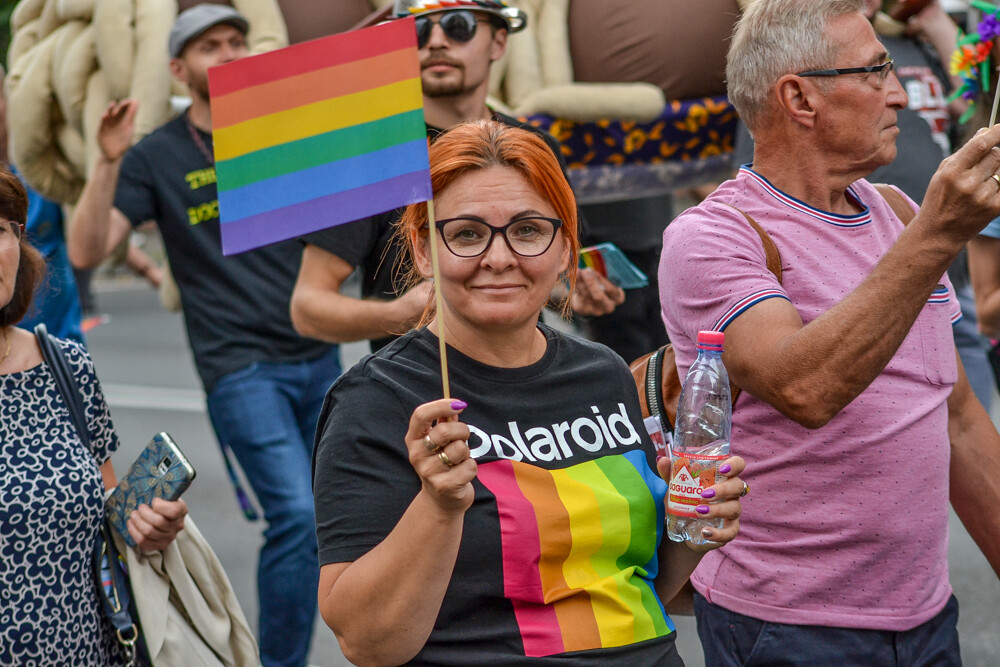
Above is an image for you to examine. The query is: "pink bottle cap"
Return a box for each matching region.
[696,330,724,351]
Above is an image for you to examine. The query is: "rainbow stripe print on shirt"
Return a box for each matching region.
[476,448,674,657]
[208,18,431,255]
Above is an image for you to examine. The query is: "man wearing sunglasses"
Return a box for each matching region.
[291,0,624,353]
[659,0,1000,664]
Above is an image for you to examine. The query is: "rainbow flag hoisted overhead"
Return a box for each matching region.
[208,18,431,255]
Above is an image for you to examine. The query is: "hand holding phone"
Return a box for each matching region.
[105,432,196,548]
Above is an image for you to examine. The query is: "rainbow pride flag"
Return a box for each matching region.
[477,450,674,657]
[208,18,431,255]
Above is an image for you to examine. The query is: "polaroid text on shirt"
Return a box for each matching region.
[467,403,642,462]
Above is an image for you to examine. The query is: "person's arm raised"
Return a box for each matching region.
[724,125,1000,428]
[67,100,137,269]
[291,243,430,342]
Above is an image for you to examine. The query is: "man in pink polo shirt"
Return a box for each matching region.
[659,0,1000,664]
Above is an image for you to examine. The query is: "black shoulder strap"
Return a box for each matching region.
[93,519,144,664]
[35,324,150,664]
[34,323,91,449]
[643,346,666,419]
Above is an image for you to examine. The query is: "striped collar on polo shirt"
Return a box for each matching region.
[738,165,872,228]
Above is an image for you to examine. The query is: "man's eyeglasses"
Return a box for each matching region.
[0,220,24,250]
[435,216,564,258]
[415,10,491,49]
[797,58,895,88]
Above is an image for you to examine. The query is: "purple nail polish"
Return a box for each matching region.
[451,400,468,411]
[656,454,666,463]
[696,505,710,515]
[701,528,714,539]
[719,464,732,475]
[701,488,716,499]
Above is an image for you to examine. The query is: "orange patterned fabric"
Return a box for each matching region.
[523,95,737,169]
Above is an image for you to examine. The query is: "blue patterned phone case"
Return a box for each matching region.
[105,432,196,547]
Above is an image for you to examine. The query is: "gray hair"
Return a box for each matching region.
[727,0,866,133]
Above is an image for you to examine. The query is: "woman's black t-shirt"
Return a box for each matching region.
[313,324,683,665]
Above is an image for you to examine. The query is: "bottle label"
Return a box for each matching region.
[667,453,727,518]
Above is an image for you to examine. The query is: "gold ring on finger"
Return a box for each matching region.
[424,434,440,451]
[439,450,455,467]
[991,174,1000,191]
[740,481,750,497]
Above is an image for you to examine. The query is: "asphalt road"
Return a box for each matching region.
[84,281,1000,667]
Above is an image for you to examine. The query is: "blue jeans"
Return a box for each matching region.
[693,591,961,667]
[206,347,341,667]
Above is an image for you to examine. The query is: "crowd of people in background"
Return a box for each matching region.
[3,1,1000,666]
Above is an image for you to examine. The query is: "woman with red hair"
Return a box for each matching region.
[312,121,746,665]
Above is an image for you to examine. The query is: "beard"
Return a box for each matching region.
[422,76,467,98]
[188,74,211,104]
[420,53,468,98]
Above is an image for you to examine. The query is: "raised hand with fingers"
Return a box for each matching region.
[919,123,1000,246]
[571,267,625,316]
[98,99,139,163]
[406,398,475,514]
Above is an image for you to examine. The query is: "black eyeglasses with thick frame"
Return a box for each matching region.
[434,216,564,258]
[415,10,494,49]
[796,58,895,88]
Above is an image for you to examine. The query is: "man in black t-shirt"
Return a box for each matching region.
[291,0,625,353]
[67,6,335,666]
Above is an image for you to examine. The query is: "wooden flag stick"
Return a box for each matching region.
[425,199,451,399]
[990,69,1000,127]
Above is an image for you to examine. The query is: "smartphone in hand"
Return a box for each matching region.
[105,432,196,548]
[579,242,649,289]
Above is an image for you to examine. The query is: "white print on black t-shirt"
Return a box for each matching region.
[467,403,642,462]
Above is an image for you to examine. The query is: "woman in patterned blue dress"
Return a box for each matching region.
[0,168,188,665]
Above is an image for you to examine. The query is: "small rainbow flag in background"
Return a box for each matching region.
[208,18,431,255]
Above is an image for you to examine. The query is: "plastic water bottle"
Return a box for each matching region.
[667,330,731,544]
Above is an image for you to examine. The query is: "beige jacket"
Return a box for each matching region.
[112,517,260,666]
